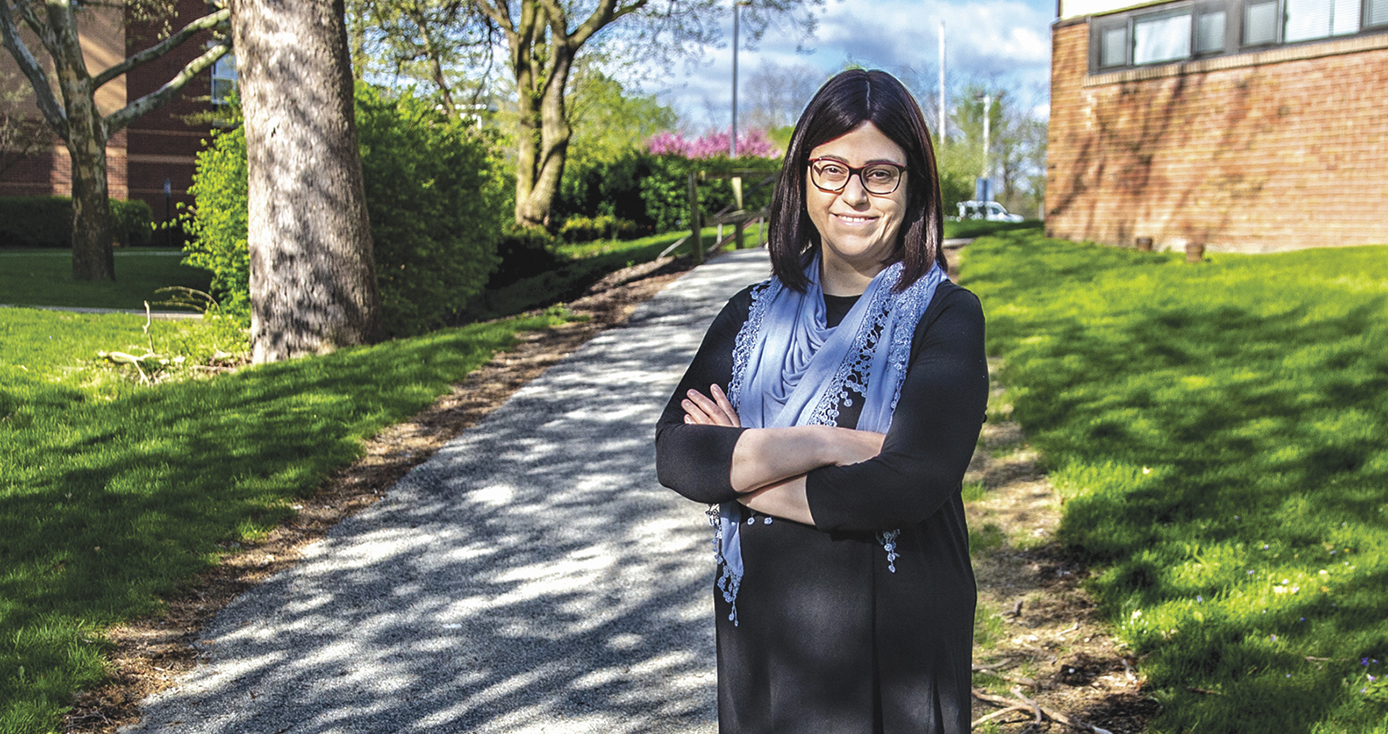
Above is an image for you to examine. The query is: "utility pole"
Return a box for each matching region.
[731,0,751,157]
[938,20,946,143]
[982,92,992,178]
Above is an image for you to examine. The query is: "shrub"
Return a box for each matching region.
[181,126,250,316]
[554,129,783,239]
[355,83,502,336]
[0,196,153,248]
[553,151,653,233]
[638,154,781,235]
[558,214,640,243]
[490,223,562,288]
[181,84,503,336]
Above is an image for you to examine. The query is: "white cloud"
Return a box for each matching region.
[638,0,1056,129]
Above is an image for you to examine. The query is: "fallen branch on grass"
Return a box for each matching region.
[972,688,1114,733]
[972,665,1039,688]
[1186,686,1223,696]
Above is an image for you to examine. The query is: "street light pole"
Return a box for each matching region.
[982,92,992,179]
[731,0,751,157]
[938,20,946,144]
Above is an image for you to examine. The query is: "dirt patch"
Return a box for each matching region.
[62,255,699,733]
[967,360,1160,733]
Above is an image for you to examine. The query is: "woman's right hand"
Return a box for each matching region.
[682,383,741,428]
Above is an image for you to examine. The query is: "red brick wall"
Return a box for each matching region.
[124,0,220,227]
[1046,20,1388,252]
[0,131,127,200]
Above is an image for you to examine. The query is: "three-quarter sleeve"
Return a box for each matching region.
[805,287,989,532]
[654,288,754,505]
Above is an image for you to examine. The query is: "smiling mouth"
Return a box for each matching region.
[833,214,877,225]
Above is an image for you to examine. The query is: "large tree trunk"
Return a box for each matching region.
[66,97,115,281]
[232,0,381,363]
[512,34,574,228]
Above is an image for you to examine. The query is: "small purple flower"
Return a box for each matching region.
[1197,596,1203,602]
[1362,658,1371,666]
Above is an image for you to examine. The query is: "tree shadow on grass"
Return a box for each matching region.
[970,237,1388,733]
[0,250,767,731]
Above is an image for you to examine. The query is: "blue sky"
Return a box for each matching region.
[646,0,1058,128]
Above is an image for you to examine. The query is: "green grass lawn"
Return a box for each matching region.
[0,306,569,734]
[960,229,1388,733]
[943,218,1042,239]
[0,250,212,311]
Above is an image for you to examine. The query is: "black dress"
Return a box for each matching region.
[654,281,989,734]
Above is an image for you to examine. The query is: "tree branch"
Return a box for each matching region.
[93,7,229,90]
[971,688,1115,734]
[44,0,92,82]
[0,1,67,139]
[569,0,644,49]
[471,0,515,39]
[105,40,229,133]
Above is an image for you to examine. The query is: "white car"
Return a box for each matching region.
[956,200,1024,222]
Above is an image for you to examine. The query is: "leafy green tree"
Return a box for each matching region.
[345,0,822,229]
[183,84,503,337]
[947,85,1047,218]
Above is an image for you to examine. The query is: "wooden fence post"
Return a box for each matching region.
[688,170,703,264]
[732,176,745,249]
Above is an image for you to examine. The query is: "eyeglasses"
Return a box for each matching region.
[807,158,907,195]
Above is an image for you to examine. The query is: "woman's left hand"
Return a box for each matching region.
[682,383,741,428]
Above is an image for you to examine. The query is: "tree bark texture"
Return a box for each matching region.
[66,105,116,282]
[231,0,381,363]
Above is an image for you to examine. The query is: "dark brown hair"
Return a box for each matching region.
[766,69,945,292]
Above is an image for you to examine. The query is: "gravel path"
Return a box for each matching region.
[123,249,772,734]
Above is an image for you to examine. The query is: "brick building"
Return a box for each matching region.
[0,1,230,240]
[1046,0,1388,252]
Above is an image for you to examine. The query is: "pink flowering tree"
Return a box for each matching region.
[639,128,782,234]
[646,129,780,159]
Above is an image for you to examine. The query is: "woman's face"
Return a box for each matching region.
[805,121,909,291]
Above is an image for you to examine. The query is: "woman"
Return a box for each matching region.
[654,69,988,733]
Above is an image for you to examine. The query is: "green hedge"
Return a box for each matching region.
[183,83,504,337]
[0,196,153,249]
[553,152,782,239]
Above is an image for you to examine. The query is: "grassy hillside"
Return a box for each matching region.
[960,230,1388,733]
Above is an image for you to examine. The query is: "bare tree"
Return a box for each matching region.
[230,0,381,363]
[0,0,230,281]
[742,60,822,132]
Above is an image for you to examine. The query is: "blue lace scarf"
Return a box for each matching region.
[710,255,948,625]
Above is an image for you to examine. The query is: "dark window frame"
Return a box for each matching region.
[1089,0,1388,73]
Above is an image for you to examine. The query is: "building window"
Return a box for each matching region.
[1195,8,1229,51]
[1370,0,1388,26]
[1135,12,1194,63]
[211,53,237,105]
[1092,0,1388,71]
[1243,0,1280,43]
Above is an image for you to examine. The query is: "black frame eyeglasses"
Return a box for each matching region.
[807,158,907,195]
